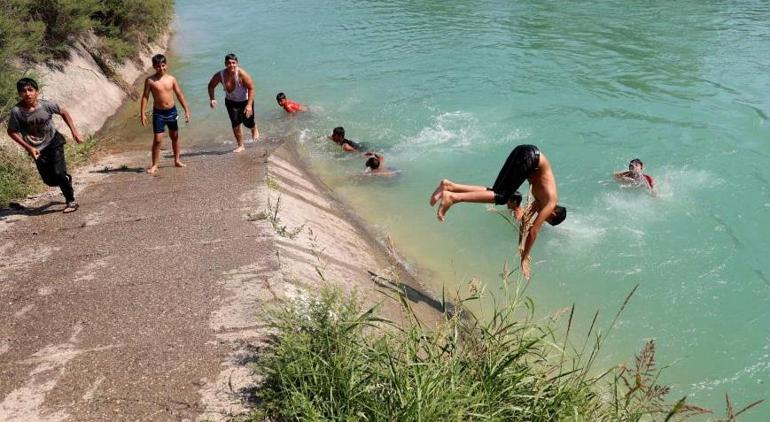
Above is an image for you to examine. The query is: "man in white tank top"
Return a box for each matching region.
[207,53,259,153]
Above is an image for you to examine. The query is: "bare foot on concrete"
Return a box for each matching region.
[147,165,159,175]
[175,161,186,168]
[233,146,246,153]
[436,192,454,222]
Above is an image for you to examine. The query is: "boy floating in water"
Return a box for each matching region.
[276,92,305,113]
[614,158,656,194]
[207,53,259,152]
[140,54,191,174]
[6,78,83,213]
[328,126,368,152]
[363,152,396,177]
[430,144,567,279]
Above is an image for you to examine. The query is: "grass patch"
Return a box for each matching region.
[252,280,758,420]
[0,135,101,208]
[0,142,41,207]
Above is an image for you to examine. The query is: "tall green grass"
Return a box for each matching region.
[0,135,100,207]
[252,274,760,421]
[0,142,40,207]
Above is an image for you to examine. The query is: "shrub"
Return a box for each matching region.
[252,282,722,421]
[0,142,40,207]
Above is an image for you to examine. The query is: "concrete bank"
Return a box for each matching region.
[0,139,443,420]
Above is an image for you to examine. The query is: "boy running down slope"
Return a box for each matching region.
[140,54,191,175]
[6,78,83,213]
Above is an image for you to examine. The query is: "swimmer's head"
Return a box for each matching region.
[547,205,567,226]
[276,92,286,104]
[365,156,381,170]
[629,158,644,172]
[332,126,345,143]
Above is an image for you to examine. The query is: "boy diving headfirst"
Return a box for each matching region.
[140,54,191,174]
[430,144,567,279]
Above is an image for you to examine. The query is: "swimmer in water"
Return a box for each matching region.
[614,158,656,195]
[430,144,567,279]
[363,152,396,177]
[328,126,369,153]
[276,92,305,113]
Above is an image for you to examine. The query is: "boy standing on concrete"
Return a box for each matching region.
[140,54,191,174]
[207,53,259,153]
[6,78,83,213]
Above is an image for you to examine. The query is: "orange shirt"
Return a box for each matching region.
[282,99,303,113]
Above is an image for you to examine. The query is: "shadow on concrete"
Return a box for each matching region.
[368,270,451,315]
[1,201,65,217]
[91,166,146,174]
[171,149,234,159]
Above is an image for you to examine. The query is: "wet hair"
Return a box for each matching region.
[366,156,381,170]
[224,53,238,63]
[16,77,38,93]
[152,54,166,66]
[276,92,286,102]
[547,205,567,226]
[630,158,643,167]
[333,127,345,137]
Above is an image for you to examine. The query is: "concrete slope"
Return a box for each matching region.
[0,141,444,421]
[0,145,276,421]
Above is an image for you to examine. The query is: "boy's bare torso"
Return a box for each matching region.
[528,153,558,214]
[147,74,177,109]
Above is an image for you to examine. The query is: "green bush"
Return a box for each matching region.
[253,283,724,421]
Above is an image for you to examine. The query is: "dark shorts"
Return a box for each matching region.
[152,106,179,134]
[488,144,541,205]
[225,99,256,128]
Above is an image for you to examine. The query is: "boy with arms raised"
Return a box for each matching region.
[140,54,191,174]
[6,78,83,213]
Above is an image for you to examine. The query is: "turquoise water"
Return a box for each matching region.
[170,0,770,416]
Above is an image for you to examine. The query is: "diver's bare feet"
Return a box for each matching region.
[436,191,454,222]
[146,165,159,175]
[430,179,451,206]
[174,161,186,168]
[233,146,246,153]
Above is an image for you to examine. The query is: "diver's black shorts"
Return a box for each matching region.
[224,99,256,128]
[488,144,541,205]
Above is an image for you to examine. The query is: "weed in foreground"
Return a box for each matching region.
[249,276,754,421]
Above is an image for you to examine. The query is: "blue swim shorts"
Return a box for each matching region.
[152,106,179,134]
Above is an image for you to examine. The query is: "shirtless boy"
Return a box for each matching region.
[140,54,190,174]
[208,53,258,152]
[6,78,83,213]
[614,158,656,194]
[363,152,396,177]
[429,145,567,279]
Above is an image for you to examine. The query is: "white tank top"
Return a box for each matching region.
[220,69,248,102]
